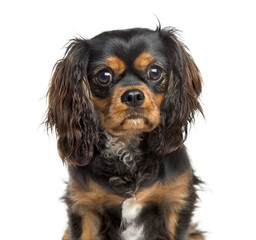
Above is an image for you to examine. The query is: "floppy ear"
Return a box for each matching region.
[147,29,203,155]
[46,39,99,166]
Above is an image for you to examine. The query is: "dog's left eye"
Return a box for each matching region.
[97,70,113,86]
[147,65,164,81]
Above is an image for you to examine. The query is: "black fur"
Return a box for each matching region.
[68,213,82,240]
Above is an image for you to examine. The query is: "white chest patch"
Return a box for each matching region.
[121,197,144,240]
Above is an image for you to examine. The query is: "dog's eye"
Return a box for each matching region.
[147,65,163,81]
[97,70,113,85]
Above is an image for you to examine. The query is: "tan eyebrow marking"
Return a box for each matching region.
[134,52,154,71]
[105,56,126,74]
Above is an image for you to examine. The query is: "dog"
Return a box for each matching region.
[46,27,204,240]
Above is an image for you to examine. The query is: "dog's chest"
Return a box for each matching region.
[97,134,158,195]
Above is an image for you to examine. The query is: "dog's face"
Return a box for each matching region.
[46,28,202,165]
[88,30,169,135]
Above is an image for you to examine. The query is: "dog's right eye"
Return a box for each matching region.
[147,65,164,81]
[97,70,113,86]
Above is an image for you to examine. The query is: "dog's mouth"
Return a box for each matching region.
[127,114,143,119]
[122,112,149,127]
[104,110,156,135]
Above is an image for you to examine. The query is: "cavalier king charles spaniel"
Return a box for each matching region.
[46,27,204,240]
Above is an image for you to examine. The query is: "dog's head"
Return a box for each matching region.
[46,27,202,166]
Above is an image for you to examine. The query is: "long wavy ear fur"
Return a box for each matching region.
[45,39,99,166]
[147,28,203,155]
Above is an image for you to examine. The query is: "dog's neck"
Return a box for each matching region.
[103,132,142,167]
[101,132,144,195]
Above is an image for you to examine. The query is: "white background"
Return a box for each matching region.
[0,0,255,239]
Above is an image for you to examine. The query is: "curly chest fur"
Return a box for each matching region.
[91,134,159,195]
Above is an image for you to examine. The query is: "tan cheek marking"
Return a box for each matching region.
[93,84,129,131]
[108,83,129,119]
[152,93,165,108]
[106,56,126,74]
[92,95,112,121]
[134,52,154,71]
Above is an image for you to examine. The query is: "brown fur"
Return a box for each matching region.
[68,177,125,214]
[134,52,154,71]
[136,170,192,238]
[80,211,102,240]
[105,56,126,74]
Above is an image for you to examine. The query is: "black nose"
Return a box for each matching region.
[121,89,145,107]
